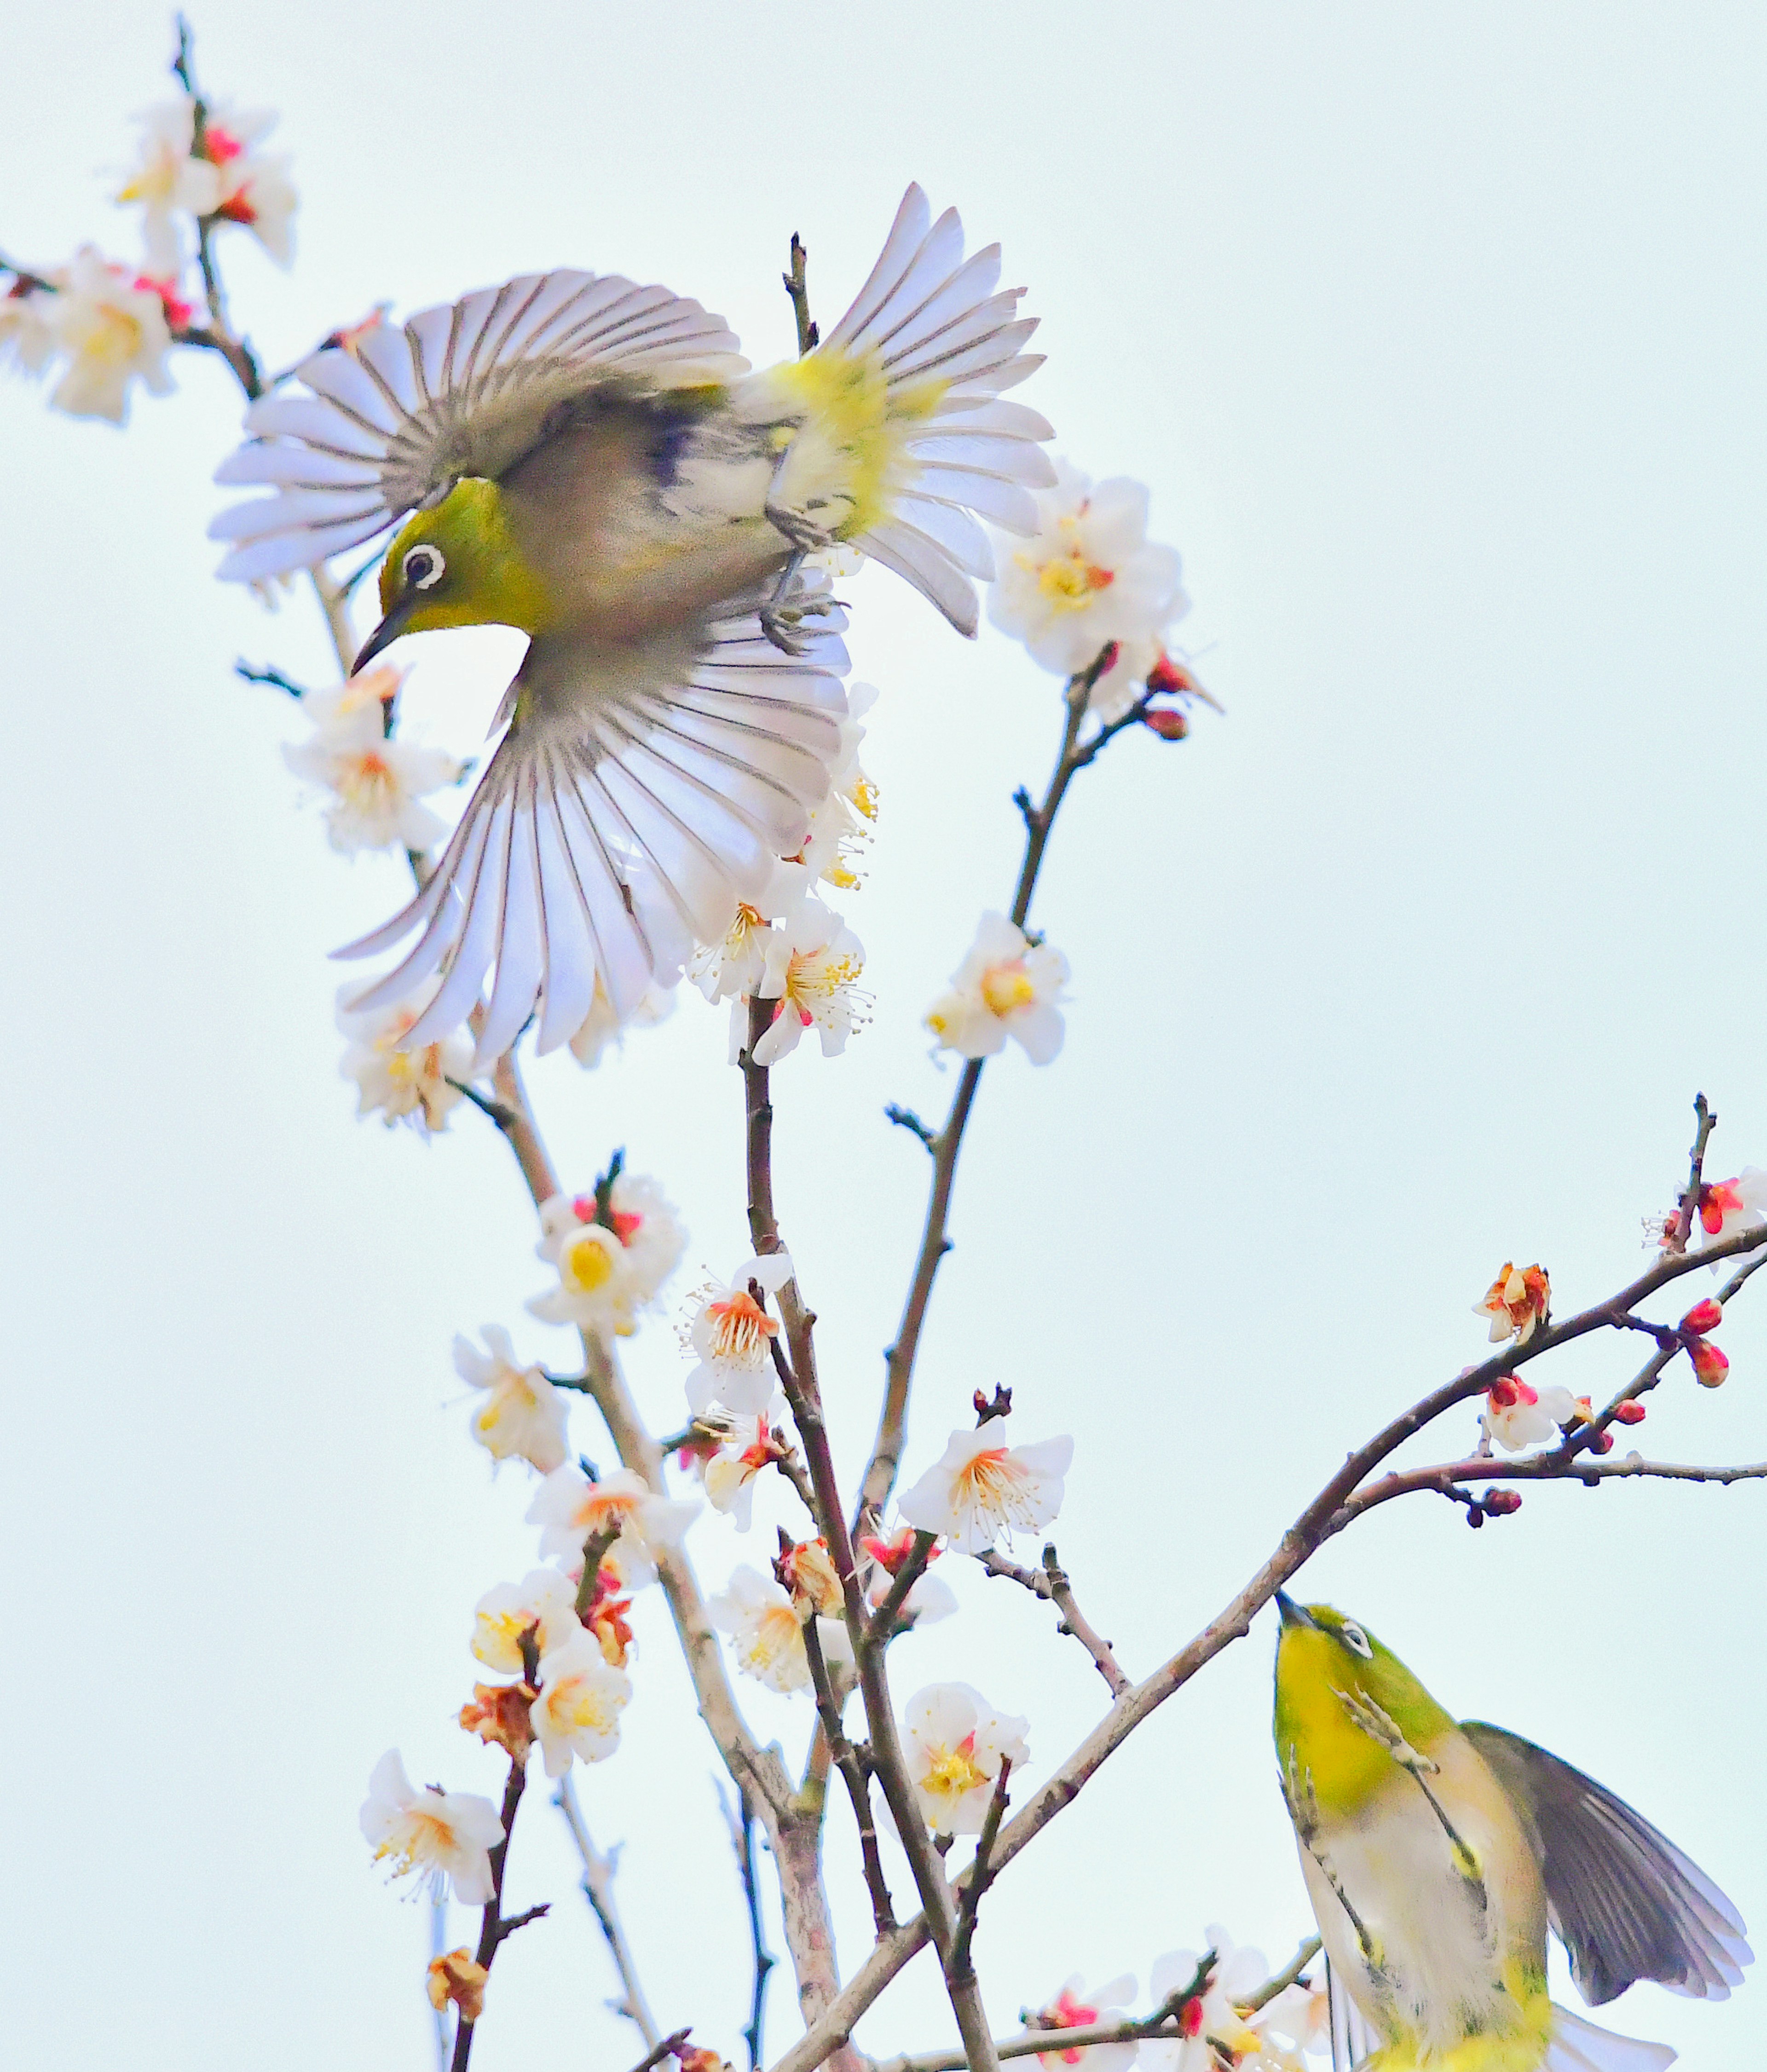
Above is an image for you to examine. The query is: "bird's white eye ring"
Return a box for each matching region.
[403,544,445,591]
[1340,1623,1372,1658]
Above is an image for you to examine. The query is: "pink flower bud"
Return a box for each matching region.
[1681,1297,1723,1334]
[1147,652,1202,697]
[1590,1427,1616,1454]
[1690,1338,1731,1387]
[1483,1489,1523,1516]
[1143,706,1190,741]
[1613,1399,1648,1425]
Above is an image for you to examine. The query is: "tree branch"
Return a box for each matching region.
[554,1774,662,2049]
[976,1547,1129,1697]
[449,1751,532,2070]
[716,1779,779,2072]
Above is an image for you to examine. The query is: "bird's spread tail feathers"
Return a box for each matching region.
[773,184,1055,635]
[334,573,849,1068]
[1546,2007,1675,2072]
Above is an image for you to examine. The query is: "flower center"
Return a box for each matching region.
[921,1733,988,1801]
[1033,548,1114,610]
[980,960,1035,1014]
[561,1231,617,1294]
[707,1290,777,1364]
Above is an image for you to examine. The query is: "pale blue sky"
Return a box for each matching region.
[2,5,1764,2069]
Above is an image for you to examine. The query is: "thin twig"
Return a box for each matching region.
[783,234,818,356]
[801,1619,896,1936]
[554,1774,662,2049]
[948,1761,1011,1979]
[1039,1546,1131,1698]
[628,2028,693,2072]
[1245,1937,1322,2014]
[717,1779,780,2072]
[1672,1094,1717,1250]
[867,1531,937,1649]
[450,1753,532,2070]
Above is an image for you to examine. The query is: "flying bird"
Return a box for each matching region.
[1273,1594,1749,2071]
[212,187,1053,1064]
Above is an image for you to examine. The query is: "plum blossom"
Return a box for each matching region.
[898,1424,1073,1553]
[359,1751,502,1905]
[778,1536,843,1620]
[527,1465,697,1587]
[568,978,676,1069]
[1698,1170,1767,1248]
[702,1404,795,1531]
[990,462,1186,677]
[530,1629,631,1775]
[471,1567,583,1672]
[43,248,175,424]
[337,979,474,1133]
[925,913,1069,1065]
[902,1681,1028,1835]
[1087,640,1221,728]
[710,1563,852,1694]
[199,103,298,265]
[681,1253,795,1416]
[118,95,297,268]
[1142,1934,1311,2072]
[1,277,59,378]
[1480,1374,1574,1453]
[747,900,870,1067]
[454,1325,569,1473]
[782,684,881,893]
[1473,1263,1550,1346]
[282,666,464,853]
[862,1526,957,1628]
[1025,1975,1138,2072]
[427,1951,488,2025]
[529,1170,684,1341]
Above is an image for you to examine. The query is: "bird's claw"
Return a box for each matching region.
[1335,1686,1437,1776]
[759,600,812,657]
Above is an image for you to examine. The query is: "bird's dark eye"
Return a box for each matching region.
[403,544,445,591]
[1340,1623,1372,1659]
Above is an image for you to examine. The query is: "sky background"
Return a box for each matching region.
[3,4,1765,2068]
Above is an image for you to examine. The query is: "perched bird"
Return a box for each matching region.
[1272,1594,1749,2072]
[211,187,1052,1065]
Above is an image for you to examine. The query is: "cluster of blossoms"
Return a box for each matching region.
[692,684,880,1071]
[1021,1932,1328,2072]
[1,90,294,425]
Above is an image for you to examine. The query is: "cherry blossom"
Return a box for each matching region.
[682,1253,795,1415]
[359,1751,502,1905]
[336,979,473,1133]
[0,279,57,378]
[530,1629,632,1775]
[1480,1374,1575,1453]
[1025,1974,1139,2072]
[454,1325,569,1473]
[925,912,1070,1065]
[1473,1262,1550,1346]
[709,1563,853,1694]
[527,1465,698,1586]
[898,1424,1073,1552]
[470,1568,583,1673]
[901,1681,1028,1834]
[117,99,225,271]
[989,462,1186,677]
[528,1172,685,1341]
[862,1528,958,1628]
[282,666,464,853]
[782,684,881,893]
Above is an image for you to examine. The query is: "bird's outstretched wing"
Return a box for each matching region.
[763,184,1056,635]
[210,276,748,583]
[334,575,849,1068]
[1463,1721,1752,2006]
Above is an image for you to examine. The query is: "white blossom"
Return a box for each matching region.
[1142,1934,1304,2072]
[925,912,1069,1065]
[0,281,60,378]
[454,1326,569,1473]
[1480,1376,1575,1454]
[784,683,881,893]
[1025,1975,1139,2072]
[337,979,474,1133]
[530,1629,632,1775]
[702,1402,793,1532]
[527,1465,697,1587]
[681,1253,795,1416]
[282,665,464,853]
[1698,1169,1767,1248]
[198,101,298,265]
[990,462,1186,676]
[116,98,223,271]
[470,1567,583,1672]
[748,900,870,1067]
[897,1424,1073,1553]
[568,978,676,1069]
[359,1750,502,1905]
[709,1563,852,1694]
[901,1681,1028,1835]
[528,1176,685,1340]
[44,248,175,424]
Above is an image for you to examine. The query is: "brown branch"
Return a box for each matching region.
[801,1618,896,1936]
[856,649,1125,1533]
[1671,1093,1717,1249]
[948,1761,1010,1980]
[783,233,818,356]
[450,1753,532,2070]
[1038,1546,1131,1698]
[629,2029,693,2072]
[575,1524,621,1619]
[866,1531,937,1649]
[716,1779,780,2072]
[554,1774,662,2049]
[1245,1936,1322,2014]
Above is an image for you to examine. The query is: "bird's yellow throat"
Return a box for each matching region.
[1273,1612,1454,1818]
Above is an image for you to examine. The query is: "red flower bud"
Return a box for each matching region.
[1613,1399,1647,1425]
[1590,1428,1616,1454]
[1143,706,1190,741]
[1483,1488,1523,1516]
[1680,1298,1723,1334]
[1147,652,1201,698]
[1690,1338,1731,1387]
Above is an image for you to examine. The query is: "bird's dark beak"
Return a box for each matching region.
[1275,1591,1317,1631]
[352,595,413,676]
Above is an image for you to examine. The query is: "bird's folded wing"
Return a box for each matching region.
[1463,1721,1752,2006]
[820,184,1056,635]
[210,274,749,583]
[333,577,849,1069]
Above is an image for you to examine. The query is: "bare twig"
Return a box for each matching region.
[783,234,819,356]
[1671,1093,1717,1250]
[1245,1936,1322,2014]
[575,1524,621,1619]
[554,1774,662,2049]
[884,1104,938,1154]
[948,1762,1011,1980]
[867,1531,938,1649]
[1038,1546,1132,1698]
[628,2028,693,2072]
[717,1779,780,2072]
[450,1753,533,2070]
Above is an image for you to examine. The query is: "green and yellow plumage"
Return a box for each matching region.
[210,186,1053,1065]
[1272,1595,1748,2072]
